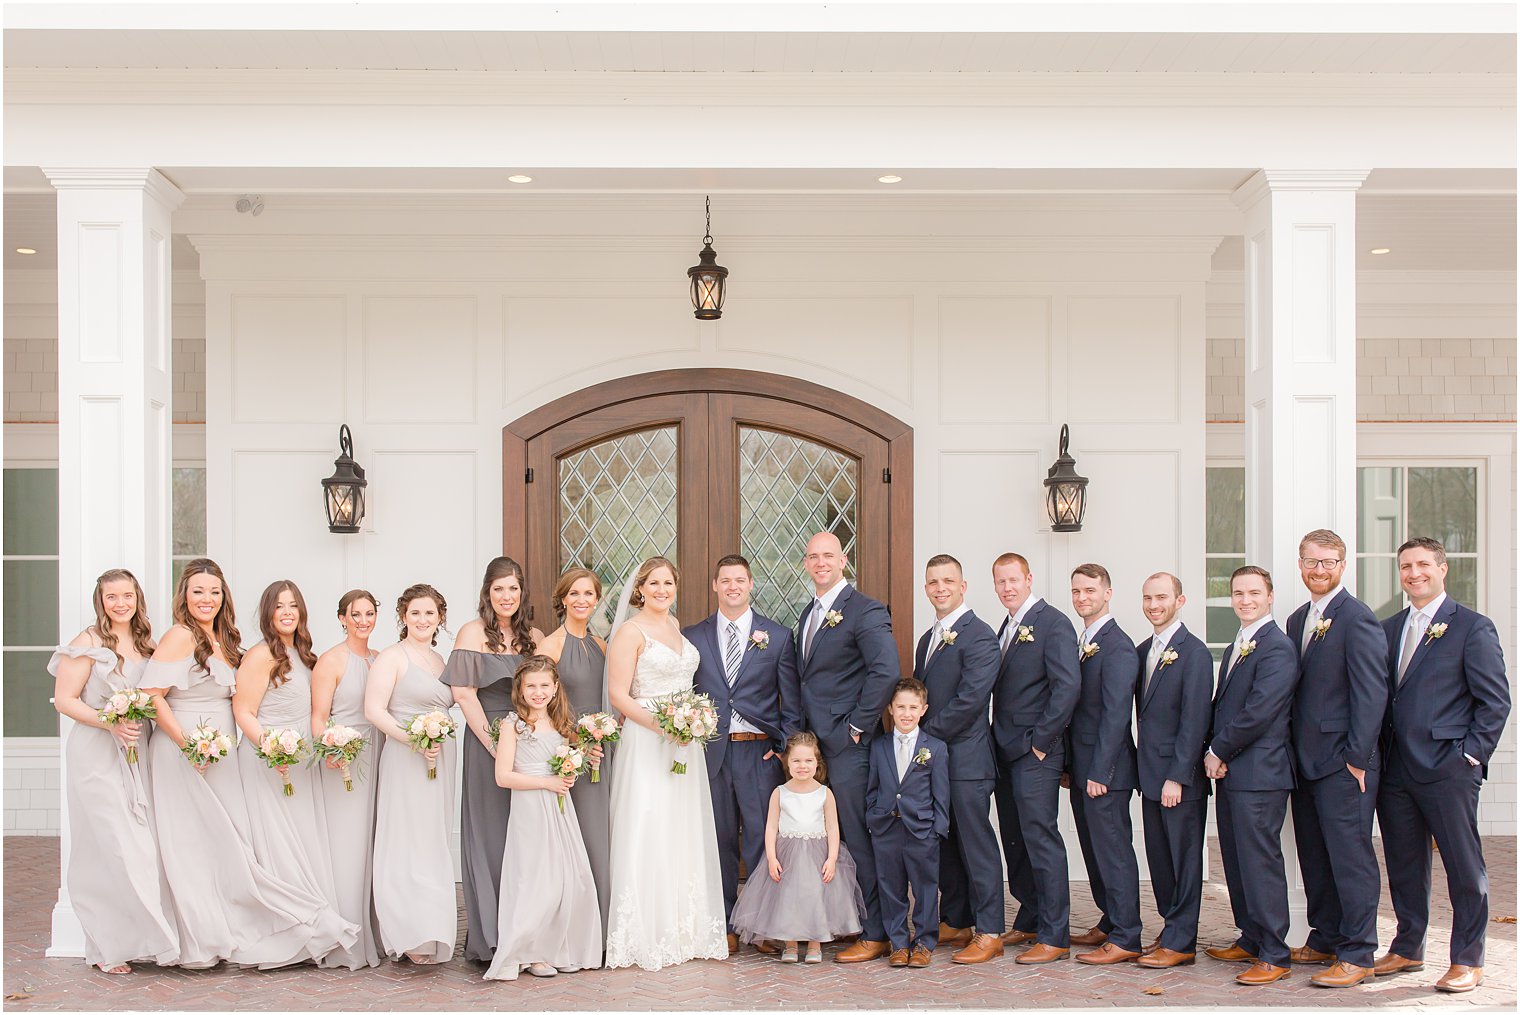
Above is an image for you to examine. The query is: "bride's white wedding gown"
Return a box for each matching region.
[604,623,728,971]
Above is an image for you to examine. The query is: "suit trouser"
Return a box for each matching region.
[993,765,1038,933]
[1070,785,1143,951]
[873,820,941,951]
[709,737,784,931]
[826,741,885,940]
[938,776,1005,934]
[1141,794,1205,953]
[1377,757,1489,967]
[995,747,1070,947]
[1291,765,1381,967]
[1215,783,1291,967]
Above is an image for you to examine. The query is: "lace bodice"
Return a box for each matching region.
[629,625,700,700]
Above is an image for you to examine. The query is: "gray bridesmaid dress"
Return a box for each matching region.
[318,650,383,969]
[47,646,179,969]
[441,647,520,962]
[556,631,612,933]
[371,657,458,962]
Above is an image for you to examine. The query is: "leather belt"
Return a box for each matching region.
[729,732,768,742]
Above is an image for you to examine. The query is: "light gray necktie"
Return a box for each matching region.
[802,600,824,661]
[1000,618,1015,658]
[1301,605,1319,654]
[924,621,943,667]
[1398,611,1428,684]
[724,621,742,686]
[895,733,912,780]
[1144,638,1163,697]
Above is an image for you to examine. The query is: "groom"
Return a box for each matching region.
[796,530,900,962]
[686,554,803,956]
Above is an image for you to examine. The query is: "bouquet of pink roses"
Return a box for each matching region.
[406,710,457,780]
[255,727,309,796]
[546,742,588,813]
[97,688,156,764]
[313,720,366,792]
[575,711,621,782]
[649,689,719,775]
[180,720,234,769]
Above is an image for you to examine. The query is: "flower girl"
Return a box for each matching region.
[729,732,864,964]
[484,656,603,981]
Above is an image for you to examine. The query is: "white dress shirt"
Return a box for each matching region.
[719,608,764,736]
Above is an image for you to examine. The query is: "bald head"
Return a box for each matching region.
[803,531,849,596]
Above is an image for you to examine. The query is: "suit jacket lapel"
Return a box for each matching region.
[1214,643,1238,703]
[1142,623,1187,713]
[734,616,764,685]
[1402,597,1459,685]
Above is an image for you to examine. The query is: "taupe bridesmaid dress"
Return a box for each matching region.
[47,646,179,969]
[556,631,612,933]
[317,649,383,969]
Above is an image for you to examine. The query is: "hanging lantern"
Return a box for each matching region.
[687,195,728,320]
[321,424,367,534]
[1043,424,1089,532]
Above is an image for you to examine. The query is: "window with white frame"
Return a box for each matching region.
[1204,466,1245,663]
[1356,465,1481,620]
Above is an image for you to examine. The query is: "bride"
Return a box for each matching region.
[604,556,728,971]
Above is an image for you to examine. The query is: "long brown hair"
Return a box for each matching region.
[171,558,243,672]
[551,567,602,623]
[396,583,448,646]
[257,580,318,687]
[92,568,154,672]
[477,557,534,655]
[511,654,575,741]
[627,555,679,609]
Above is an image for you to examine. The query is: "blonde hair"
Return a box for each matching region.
[92,568,154,672]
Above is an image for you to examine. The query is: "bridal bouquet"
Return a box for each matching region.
[255,727,309,796]
[406,710,458,780]
[546,743,589,813]
[180,721,234,769]
[97,688,156,764]
[313,720,366,792]
[575,711,621,782]
[649,690,719,775]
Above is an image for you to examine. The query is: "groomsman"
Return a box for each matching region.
[1375,537,1510,994]
[1283,529,1387,988]
[685,554,803,956]
[795,530,900,962]
[1066,563,1144,966]
[1133,573,1212,970]
[912,554,1004,963]
[1202,566,1298,985]
[989,552,1080,964]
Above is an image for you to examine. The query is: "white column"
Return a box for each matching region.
[1233,169,1367,944]
[42,168,184,958]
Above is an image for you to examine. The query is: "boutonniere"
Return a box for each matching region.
[1159,648,1179,668]
[1313,617,1333,640]
[1080,641,1100,660]
[823,609,844,628]
[1238,640,1257,659]
[1425,622,1448,645]
[913,747,932,766]
[940,629,958,647]
[1016,626,1035,644]
[747,630,769,652]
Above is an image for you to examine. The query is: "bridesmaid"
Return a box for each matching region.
[231,580,351,956]
[311,588,383,969]
[537,567,612,934]
[365,583,459,964]
[49,568,178,974]
[142,558,356,968]
[442,557,543,964]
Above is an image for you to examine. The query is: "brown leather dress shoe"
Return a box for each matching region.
[951,933,1004,964]
[908,945,933,968]
[1434,965,1483,993]
[1077,942,1141,965]
[1070,927,1109,947]
[754,939,780,956]
[727,933,739,956]
[1140,936,1163,956]
[1204,943,1257,963]
[1015,942,1070,964]
[836,939,892,964]
[1136,947,1195,968]
[939,923,972,945]
[1001,929,1038,947]
[888,948,910,968]
[1290,944,1335,965]
[1373,952,1424,976]
[1311,961,1375,987]
[1236,961,1291,985]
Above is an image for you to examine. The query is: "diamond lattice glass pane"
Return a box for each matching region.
[737,427,859,631]
[558,427,679,636]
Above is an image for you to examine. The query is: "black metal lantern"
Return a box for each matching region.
[687,195,728,320]
[322,424,367,533]
[1043,424,1089,532]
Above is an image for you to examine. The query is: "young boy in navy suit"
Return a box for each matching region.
[866,678,950,968]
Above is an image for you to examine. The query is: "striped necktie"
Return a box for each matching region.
[724,620,742,686]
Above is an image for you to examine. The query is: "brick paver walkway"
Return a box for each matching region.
[3,835,1514,1010]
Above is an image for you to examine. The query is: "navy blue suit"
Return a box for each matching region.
[915,610,1003,934]
[1378,597,1510,967]
[1285,590,1387,967]
[1066,617,1142,952]
[686,610,803,931]
[797,583,901,941]
[866,728,950,951]
[1209,619,1298,968]
[1134,623,1211,954]
[991,599,1080,947]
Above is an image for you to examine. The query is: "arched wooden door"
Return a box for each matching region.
[503,369,914,667]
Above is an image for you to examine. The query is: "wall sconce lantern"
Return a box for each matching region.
[1043,424,1089,532]
[322,424,367,533]
[687,195,728,320]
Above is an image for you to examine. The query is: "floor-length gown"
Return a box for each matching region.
[143,653,357,969]
[371,657,458,962]
[557,631,612,934]
[317,649,383,969]
[48,646,179,969]
[236,652,352,964]
[604,624,727,971]
[441,647,520,962]
[483,715,602,981]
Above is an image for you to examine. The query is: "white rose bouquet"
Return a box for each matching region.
[180,721,234,770]
[97,688,156,764]
[406,709,458,780]
[649,689,720,775]
[546,743,588,813]
[313,720,366,792]
[575,711,621,782]
[255,727,309,797]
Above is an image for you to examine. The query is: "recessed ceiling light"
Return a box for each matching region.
[507,175,533,184]
[1368,247,1391,255]
[877,175,903,184]
[14,247,36,255]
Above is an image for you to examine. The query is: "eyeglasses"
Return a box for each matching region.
[1299,557,1344,571]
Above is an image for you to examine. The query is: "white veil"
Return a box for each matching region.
[596,561,643,718]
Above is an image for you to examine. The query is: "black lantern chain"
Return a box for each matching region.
[1043,424,1089,532]
[688,195,729,321]
[322,424,368,534]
